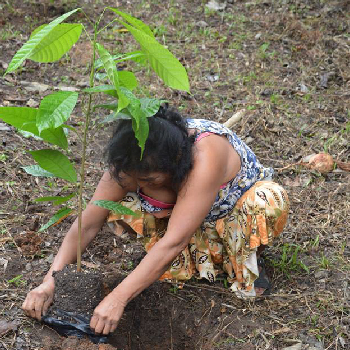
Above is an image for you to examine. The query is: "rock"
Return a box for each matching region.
[196,20,209,28]
[26,98,39,108]
[299,83,309,93]
[206,73,219,82]
[76,79,90,88]
[0,123,11,131]
[57,85,79,92]
[20,81,50,93]
[45,254,54,264]
[0,60,9,69]
[206,0,227,11]
[245,136,254,144]
[319,72,334,89]
[0,319,18,336]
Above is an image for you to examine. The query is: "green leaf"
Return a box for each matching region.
[116,87,130,112]
[38,207,73,232]
[83,85,118,97]
[101,111,132,124]
[40,127,68,149]
[96,43,130,111]
[22,165,55,177]
[96,43,119,87]
[30,149,77,183]
[118,71,138,90]
[29,23,83,62]
[140,98,163,117]
[37,91,78,133]
[132,115,149,158]
[108,8,154,38]
[93,103,119,111]
[0,107,68,149]
[93,200,138,216]
[124,51,147,66]
[95,51,146,70]
[119,22,190,92]
[34,193,76,205]
[6,8,80,73]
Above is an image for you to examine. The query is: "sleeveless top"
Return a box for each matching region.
[138,118,274,222]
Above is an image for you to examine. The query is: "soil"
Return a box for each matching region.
[49,265,103,318]
[0,0,349,350]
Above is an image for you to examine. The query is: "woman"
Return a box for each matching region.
[22,105,289,335]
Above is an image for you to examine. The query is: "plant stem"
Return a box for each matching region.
[76,24,97,273]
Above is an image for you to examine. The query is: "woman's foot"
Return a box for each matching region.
[254,257,271,296]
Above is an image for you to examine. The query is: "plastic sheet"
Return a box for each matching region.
[42,308,108,344]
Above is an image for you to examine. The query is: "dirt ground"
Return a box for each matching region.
[0,0,349,349]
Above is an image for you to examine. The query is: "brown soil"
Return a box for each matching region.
[1,0,349,349]
[49,265,104,318]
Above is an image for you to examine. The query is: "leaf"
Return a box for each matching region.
[101,111,132,124]
[0,107,68,149]
[96,43,130,111]
[40,127,68,149]
[140,98,163,117]
[83,85,118,97]
[108,8,155,38]
[96,43,120,87]
[34,193,76,205]
[124,50,147,66]
[93,103,119,111]
[29,23,83,62]
[29,149,77,182]
[132,115,149,158]
[22,165,55,177]
[116,87,130,112]
[5,8,80,73]
[37,91,78,133]
[119,22,190,92]
[38,207,73,232]
[118,71,138,90]
[93,200,138,216]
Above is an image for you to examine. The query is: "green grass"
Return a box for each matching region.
[268,243,310,277]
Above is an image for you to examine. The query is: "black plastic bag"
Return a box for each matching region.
[42,308,108,344]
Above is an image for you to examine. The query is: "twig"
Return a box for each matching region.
[223,109,246,129]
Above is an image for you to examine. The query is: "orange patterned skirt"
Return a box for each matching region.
[107,181,289,298]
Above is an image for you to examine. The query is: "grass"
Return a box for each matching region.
[267,243,310,277]
[0,24,22,41]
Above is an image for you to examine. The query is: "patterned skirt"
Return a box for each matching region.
[107,181,289,298]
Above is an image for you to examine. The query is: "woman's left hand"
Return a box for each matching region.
[90,291,127,335]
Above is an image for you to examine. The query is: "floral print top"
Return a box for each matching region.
[138,118,274,221]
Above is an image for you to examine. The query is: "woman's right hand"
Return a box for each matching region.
[22,279,55,320]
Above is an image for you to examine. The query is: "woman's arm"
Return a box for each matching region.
[90,135,241,334]
[22,171,128,320]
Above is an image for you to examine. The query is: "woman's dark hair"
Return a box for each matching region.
[106,104,196,191]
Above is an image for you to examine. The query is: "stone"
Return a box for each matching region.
[20,81,50,93]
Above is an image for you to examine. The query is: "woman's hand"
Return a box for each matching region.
[22,279,55,320]
[90,290,127,335]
